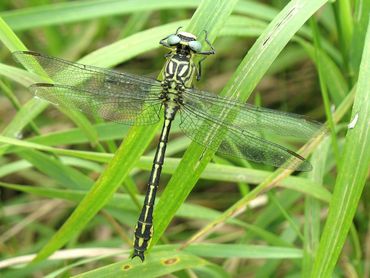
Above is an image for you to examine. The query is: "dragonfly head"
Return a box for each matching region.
[165,31,202,53]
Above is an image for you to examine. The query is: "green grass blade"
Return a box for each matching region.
[0,99,46,138]
[311,20,370,278]
[333,0,353,67]
[0,64,40,85]
[302,137,330,277]
[18,150,93,190]
[0,135,331,203]
[185,243,302,259]
[350,0,370,76]
[0,16,26,51]
[0,0,276,31]
[153,0,330,246]
[71,249,213,278]
[310,18,341,168]
[29,123,129,146]
[0,0,197,31]
[78,21,188,68]
[295,38,348,105]
[1,180,292,251]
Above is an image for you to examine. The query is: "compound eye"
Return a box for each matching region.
[167,35,181,46]
[189,40,202,52]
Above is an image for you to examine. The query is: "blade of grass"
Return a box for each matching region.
[0,0,276,31]
[310,18,340,169]
[295,38,348,105]
[350,0,370,77]
[311,20,370,278]
[302,136,330,277]
[17,150,93,190]
[118,11,151,39]
[0,17,26,51]
[71,249,216,278]
[0,134,331,202]
[0,63,40,85]
[1,0,341,65]
[333,0,353,76]
[185,243,302,259]
[0,0,198,31]
[0,99,46,139]
[268,191,304,241]
[0,14,47,145]
[30,123,130,146]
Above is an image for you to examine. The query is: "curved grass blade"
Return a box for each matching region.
[71,249,219,278]
[311,20,370,278]
[1,0,275,31]
[0,135,331,202]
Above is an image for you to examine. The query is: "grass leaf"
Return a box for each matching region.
[311,19,370,278]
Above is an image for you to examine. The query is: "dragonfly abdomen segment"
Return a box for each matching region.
[132,49,192,260]
[132,117,174,261]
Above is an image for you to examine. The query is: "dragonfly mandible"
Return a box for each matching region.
[13,28,322,261]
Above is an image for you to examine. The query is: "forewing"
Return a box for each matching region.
[13,51,163,125]
[32,83,162,125]
[183,88,323,139]
[12,51,163,99]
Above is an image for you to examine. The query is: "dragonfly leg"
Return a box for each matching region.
[195,30,216,80]
[198,30,216,55]
[196,56,207,81]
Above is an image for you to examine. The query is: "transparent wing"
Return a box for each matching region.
[32,83,162,125]
[180,89,324,171]
[13,51,163,125]
[183,88,322,139]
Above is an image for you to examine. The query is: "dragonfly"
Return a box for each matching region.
[13,28,323,261]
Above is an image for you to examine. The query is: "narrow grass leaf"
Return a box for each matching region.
[0,63,40,86]
[296,38,348,105]
[1,0,276,31]
[0,134,331,203]
[71,249,210,278]
[350,0,370,75]
[29,123,129,146]
[302,137,330,276]
[0,17,26,51]
[185,243,302,259]
[18,150,93,190]
[0,181,246,229]
[311,20,370,278]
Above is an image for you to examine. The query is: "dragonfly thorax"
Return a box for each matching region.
[163,51,195,88]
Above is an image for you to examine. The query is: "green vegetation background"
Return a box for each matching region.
[0,0,369,277]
